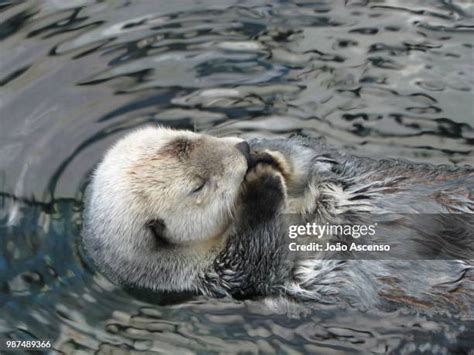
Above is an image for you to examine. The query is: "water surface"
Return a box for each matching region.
[1,0,473,353]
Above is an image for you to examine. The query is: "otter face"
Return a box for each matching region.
[91,127,248,249]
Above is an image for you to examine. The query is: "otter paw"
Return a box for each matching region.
[242,164,286,217]
[249,150,291,181]
[245,163,281,183]
[248,150,277,169]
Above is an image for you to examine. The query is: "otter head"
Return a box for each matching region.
[83,126,250,291]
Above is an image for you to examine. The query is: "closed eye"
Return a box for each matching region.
[192,180,207,193]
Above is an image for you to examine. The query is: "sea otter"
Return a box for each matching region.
[83,126,474,312]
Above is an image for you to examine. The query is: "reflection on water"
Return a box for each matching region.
[0,0,473,352]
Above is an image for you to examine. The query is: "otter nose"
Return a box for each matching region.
[235,141,251,165]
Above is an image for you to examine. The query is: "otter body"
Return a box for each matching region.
[244,136,474,310]
[83,127,474,312]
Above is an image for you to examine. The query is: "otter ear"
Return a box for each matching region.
[146,219,173,248]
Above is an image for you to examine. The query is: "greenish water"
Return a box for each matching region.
[0,0,473,353]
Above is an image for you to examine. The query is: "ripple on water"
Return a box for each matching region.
[0,0,473,353]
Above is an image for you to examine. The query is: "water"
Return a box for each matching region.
[1,0,473,353]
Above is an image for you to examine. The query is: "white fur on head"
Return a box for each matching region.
[83,126,248,291]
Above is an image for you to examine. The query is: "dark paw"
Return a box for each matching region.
[241,164,286,218]
[245,163,282,184]
[249,150,291,182]
[248,150,279,170]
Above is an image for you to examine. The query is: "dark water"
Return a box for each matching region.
[1,0,473,353]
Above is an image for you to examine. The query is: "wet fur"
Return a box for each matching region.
[83,129,474,314]
[228,136,473,312]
